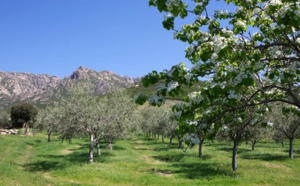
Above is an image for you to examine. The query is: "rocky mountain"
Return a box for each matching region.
[0,66,140,110]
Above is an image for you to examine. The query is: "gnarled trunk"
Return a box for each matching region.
[89,133,94,163]
[232,141,239,171]
[47,130,52,143]
[178,139,183,149]
[251,139,256,151]
[281,140,284,148]
[169,137,173,144]
[198,139,204,158]
[23,123,29,135]
[106,140,113,151]
[96,139,101,156]
[289,138,294,159]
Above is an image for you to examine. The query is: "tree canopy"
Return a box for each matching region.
[136,0,300,131]
[10,102,38,131]
[135,0,300,170]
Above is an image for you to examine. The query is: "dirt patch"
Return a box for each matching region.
[61,149,73,155]
[142,155,161,165]
[43,172,80,184]
[135,140,145,144]
[134,146,151,150]
[150,168,173,177]
[61,145,80,155]
[262,162,291,171]
[43,172,52,180]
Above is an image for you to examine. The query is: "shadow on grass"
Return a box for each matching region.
[153,145,180,152]
[171,162,237,179]
[151,153,231,179]
[153,154,186,162]
[23,160,66,172]
[240,153,290,161]
[112,145,126,150]
[284,149,300,154]
[22,141,118,172]
[217,147,252,154]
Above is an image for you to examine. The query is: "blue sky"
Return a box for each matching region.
[0,0,233,78]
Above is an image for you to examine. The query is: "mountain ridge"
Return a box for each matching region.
[0,66,141,110]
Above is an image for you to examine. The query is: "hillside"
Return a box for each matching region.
[0,66,139,110]
[128,80,204,100]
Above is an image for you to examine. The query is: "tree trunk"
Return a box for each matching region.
[162,134,164,143]
[158,133,160,139]
[96,139,101,156]
[251,139,256,151]
[281,140,284,148]
[89,133,94,163]
[106,140,113,151]
[232,141,239,171]
[289,138,294,159]
[23,123,29,134]
[198,139,204,158]
[169,137,173,144]
[47,130,52,143]
[178,139,183,149]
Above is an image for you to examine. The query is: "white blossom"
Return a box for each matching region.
[188,91,204,103]
[156,83,167,91]
[184,73,193,82]
[148,94,165,105]
[235,20,246,28]
[175,110,182,119]
[167,81,179,92]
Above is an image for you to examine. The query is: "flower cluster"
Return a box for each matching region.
[156,83,167,91]
[167,81,179,92]
[165,0,179,11]
[188,91,204,104]
[228,90,242,100]
[175,110,182,119]
[148,94,165,106]
[184,73,193,83]
[185,134,200,144]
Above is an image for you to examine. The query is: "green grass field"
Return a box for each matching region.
[0,133,300,186]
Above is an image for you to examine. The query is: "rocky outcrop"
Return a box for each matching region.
[0,67,140,109]
[0,129,18,135]
[0,71,61,99]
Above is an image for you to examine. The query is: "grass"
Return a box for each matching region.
[0,133,300,186]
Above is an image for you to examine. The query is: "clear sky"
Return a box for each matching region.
[0,0,232,78]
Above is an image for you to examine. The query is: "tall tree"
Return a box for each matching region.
[11,103,38,134]
[35,102,66,142]
[0,111,11,129]
[135,0,300,171]
[270,103,300,158]
[56,83,136,163]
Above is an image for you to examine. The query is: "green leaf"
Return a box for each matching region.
[157,0,167,12]
[242,77,255,86]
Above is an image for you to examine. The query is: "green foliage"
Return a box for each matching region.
[139,0,300,170]
[10,102,38,128]
[0,111,11,129]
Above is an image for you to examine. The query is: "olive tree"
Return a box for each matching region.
[269,103,300,158]
[11,103,38,134]
[57,83,136,163]
[35,102,66,142]
[93,89,136,151]
[0,111,11,129]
